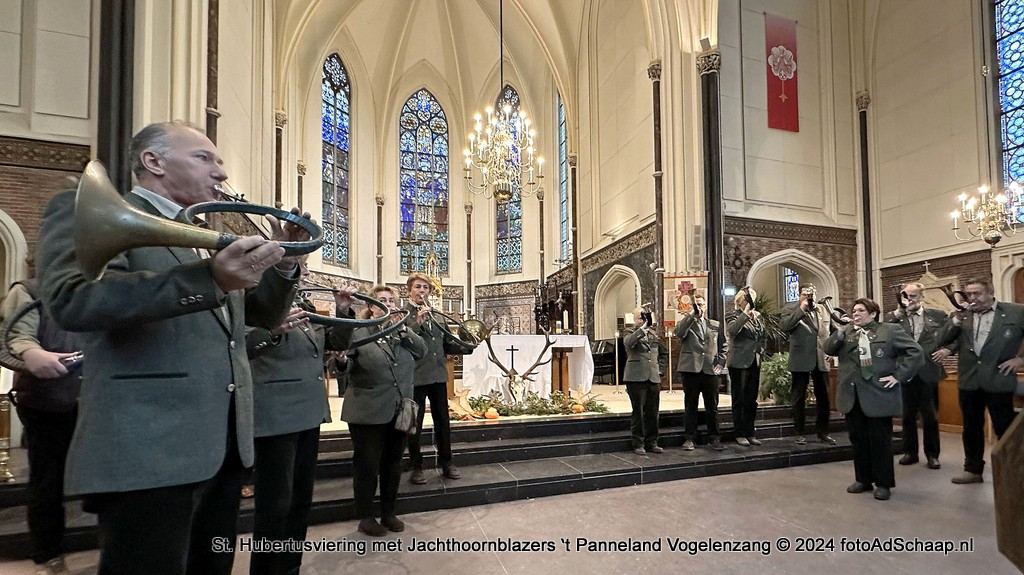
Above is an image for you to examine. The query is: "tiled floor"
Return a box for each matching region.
[2,432,1016,574]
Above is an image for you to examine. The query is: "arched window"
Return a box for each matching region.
[398,89,449,275]
[995,1,1024,220]
[557,92,570,262]
[496,84,523,274]
[321,53,351,266]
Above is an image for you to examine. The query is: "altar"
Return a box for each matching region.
[462,335,594,399]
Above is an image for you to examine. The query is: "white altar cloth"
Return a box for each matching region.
[462,335,593,399]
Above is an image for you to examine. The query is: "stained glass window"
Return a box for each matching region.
[321,53,351,266]
[558,93,570,263]
[496,84,523,274]
[995,0,1024,221]
[398,89,449,275]
[783,267,800,303]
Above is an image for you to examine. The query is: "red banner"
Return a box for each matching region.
[765,13,799,132]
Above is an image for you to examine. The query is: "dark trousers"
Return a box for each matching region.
[902,376,940,459]
[791,369,830,436]
[348,420,408,519]
[729,365,760,438]
[92,408,244,575]
[408,381,452,469]
[845,394,895,488]
[625,381,661,448]
[959,388,1017,474]
[681,372,720,442]
[15,405,77,565]
[250,426,321,575]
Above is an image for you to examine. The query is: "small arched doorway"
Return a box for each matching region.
[744,249,840,312]
[593,265,642,340]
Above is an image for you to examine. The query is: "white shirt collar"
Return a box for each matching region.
[131,186,184,220]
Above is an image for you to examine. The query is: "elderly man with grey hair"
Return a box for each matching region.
[886,282,955,469]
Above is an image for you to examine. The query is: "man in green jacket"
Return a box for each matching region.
[939,278,1024,485]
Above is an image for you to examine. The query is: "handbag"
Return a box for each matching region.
[395,397,419,434]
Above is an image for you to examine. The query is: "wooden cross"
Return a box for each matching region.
[505,345,520,371]
[923,261,931,273]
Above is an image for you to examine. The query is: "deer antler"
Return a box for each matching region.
[518,328,556,383]
[483,334,515,380]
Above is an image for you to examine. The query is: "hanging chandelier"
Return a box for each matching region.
[951,183,1023,246]
[463,0,543,204]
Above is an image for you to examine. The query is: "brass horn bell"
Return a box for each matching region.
[75,160,322,280]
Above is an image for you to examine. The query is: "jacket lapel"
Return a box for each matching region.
[982,305,1006,355]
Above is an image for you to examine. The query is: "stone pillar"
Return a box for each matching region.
[569,153,579,332]
[465,202,474,314]
[274,111,286,208]
[648,60,664,331]
[857,90,874,299]
[205,0,220,143]
[98,0,135,191]
[375,195,385,284]
[698,49,725,325]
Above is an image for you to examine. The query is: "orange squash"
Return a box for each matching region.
[571,403,585,413]
[484,407,500,419]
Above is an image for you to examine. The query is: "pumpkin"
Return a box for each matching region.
[484,407,500,419]
[570,403,585,413]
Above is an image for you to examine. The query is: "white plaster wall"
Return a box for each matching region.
[0,0,96,144]
[873,0,986,266]
[718,0,858,228]
[590,0,654,249]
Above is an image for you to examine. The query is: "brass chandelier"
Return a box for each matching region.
[462,0,543,203]
[951,183,1023,246]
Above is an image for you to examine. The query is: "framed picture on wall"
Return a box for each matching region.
[662,273,708,329]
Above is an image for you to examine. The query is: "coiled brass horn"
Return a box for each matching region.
[410,302,488,346]
[819,296,851,326]
[74,161,323,280]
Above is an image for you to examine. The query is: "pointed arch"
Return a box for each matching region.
[320,52,353,267]
[398,88,450,275]
[593,264,642,340]
[496,84,524,274]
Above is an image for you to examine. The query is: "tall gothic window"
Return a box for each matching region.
[782,267,800,303]
[995,0,1024,221]
[557,92,570,262]
[321,53,351,266]
[399,89,449,275]
[496,84,523,274]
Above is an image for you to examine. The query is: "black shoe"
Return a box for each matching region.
[899,454,919,465]
[442,465,462,479]
[873,486,891,500]
[926,457,941,470]
[846,481,871,494]
[794,436,807,446]
[709,440,726,451]
[409,469,427,485]
[951,472,983,484]
[381,515,405,532]
[358,518,387,537]
[647,445,664,454]
[747,437,763,446]
[818,434,837,445]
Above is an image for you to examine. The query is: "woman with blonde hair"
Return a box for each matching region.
[341,285,427,536]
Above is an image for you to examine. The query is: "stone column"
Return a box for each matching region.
[274,111,286,208]
[857,90,875,299]
[465,202,474,314]
[98,0,135,191]
[375,196,385,284]
[205,0,220,143]
[296,160,306,212]
[648,60,664,331]
[698,49,725,325]
[569,153,579,333]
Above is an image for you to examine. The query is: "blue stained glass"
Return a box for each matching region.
[321,53,352,266]
[997,0,1024,39]
[493,85,524,273]
[783,268,800,303]
[1004,108,1024,147]
[1007,147,1024,181]
[1001,68,1024,113]
[398,89,449,275]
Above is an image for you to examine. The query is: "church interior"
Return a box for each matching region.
[0,0,1022,573]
